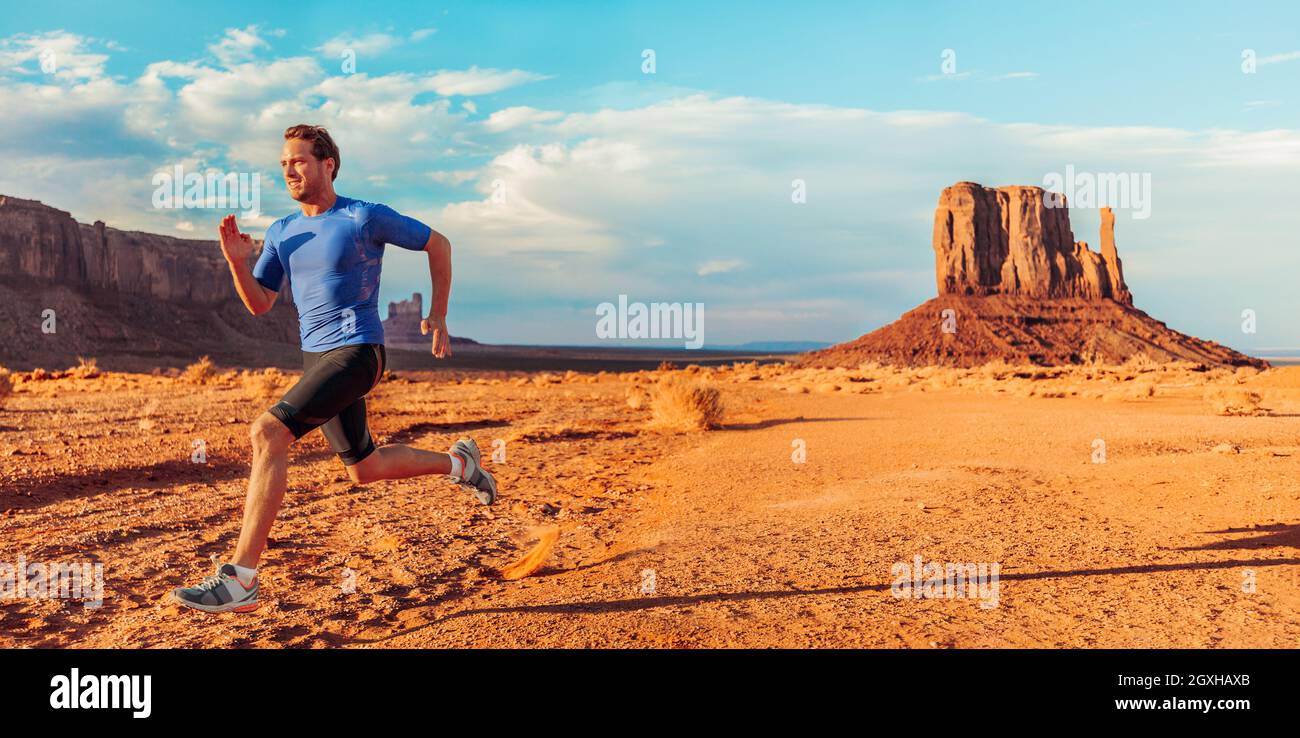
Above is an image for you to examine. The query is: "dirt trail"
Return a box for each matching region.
[2,364,1298,648]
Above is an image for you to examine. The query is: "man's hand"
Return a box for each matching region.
[218,214,256,264]
[219,214,277,316]
[421,313,452,358]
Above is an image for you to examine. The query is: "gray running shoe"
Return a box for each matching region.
[172,560,259,613]
[449,437,497,505]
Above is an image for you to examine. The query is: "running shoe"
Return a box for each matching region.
[172,560,259,613]
[448,437,497,505]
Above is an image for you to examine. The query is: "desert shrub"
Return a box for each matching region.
[0,367,12,409]
[1205,387,1262,416]
[69,356,101,379]
[1121,352,1159,372]
[649,379,724,430]
[181,355,218,385]
[625,385,648,410]
[242,367,287,404]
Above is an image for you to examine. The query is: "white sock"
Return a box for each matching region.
[230,563,257,585]
[449,454,465,479]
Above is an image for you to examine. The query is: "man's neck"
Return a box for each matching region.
[299,190,338,217]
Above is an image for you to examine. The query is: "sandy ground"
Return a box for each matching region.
[1,360,1298,648]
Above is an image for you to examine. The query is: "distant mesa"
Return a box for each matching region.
[801,182,1265,368]
[382,292,478,349]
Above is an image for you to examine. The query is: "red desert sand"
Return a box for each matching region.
[1,359,1298,648]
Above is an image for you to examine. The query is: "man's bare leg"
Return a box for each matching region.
[347,444,452,484]
[231,413,296,569]
[346,438,496,504]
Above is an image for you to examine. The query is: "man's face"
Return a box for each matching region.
[280,138,333,202]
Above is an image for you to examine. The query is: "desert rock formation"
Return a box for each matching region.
[933,182,1130,303]
[0,195,297,308]
[0,196,295,370]
[383,292,478,349]
[804,182,1263,368]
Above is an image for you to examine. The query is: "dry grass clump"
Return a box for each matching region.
[1205,387,1263,416]
[69,356,101,379]
[242,367,288,404]
[1120,353,1160,373]
[923,368,964,389]
[181,355,218,385]
[0,365,12,409]
[649,378,724,430]
[882,373,913,389]
[1100,382,1156,402]
[625,384,649,410]
[978,360,1017,379]
[1233,366,1260,383]
[1129,381,1156,399]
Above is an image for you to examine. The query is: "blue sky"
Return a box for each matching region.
[1,1,1298,351]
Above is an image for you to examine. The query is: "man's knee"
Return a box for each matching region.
[250,413,293,454]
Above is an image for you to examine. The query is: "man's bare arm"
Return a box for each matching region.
[419,228,452,358]
[219,214,279,316]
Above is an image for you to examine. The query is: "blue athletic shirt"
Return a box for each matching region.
[252,195,432,352]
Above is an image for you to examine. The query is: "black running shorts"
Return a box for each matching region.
[267,343,386,466]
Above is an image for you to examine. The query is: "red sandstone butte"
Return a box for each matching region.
[802,182,1264,368]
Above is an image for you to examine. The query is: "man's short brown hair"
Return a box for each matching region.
[284,124,340,181]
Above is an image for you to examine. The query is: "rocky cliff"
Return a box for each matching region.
[0,194,301,370]
[802,182,1263,368]
[0,195,295,307]
[933,182,1131,303]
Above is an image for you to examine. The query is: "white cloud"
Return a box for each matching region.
[428,169,479,185]
[920,71,972,82]
[1258,50,1300,66]
[316,32,403,58]
[425,66,550,96]
[484,106,563,132]
[698,259,744,276]
[314,28,436,58]
[991,71,1039,80]
[0,30,109,80]
[209,26,271,67]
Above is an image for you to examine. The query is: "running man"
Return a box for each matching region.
[173,124,496,614]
